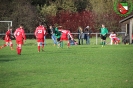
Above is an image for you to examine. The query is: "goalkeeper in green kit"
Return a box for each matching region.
[100,24,108,47]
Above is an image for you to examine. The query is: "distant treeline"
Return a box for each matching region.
[0,0,132,33]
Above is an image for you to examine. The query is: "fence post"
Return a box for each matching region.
[96,33,98,45]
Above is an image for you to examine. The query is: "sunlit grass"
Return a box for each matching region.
[0,39,133,88]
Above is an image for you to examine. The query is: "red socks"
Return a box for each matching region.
[17,47,21,55]
[38,45,44,52]
[3,44,6,47]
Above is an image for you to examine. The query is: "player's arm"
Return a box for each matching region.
[23,30,26,40]
[14,30,17,38]
[44,30,46,36]
[34,28,38,38]
[106,28,108,34]
[68,32,73,40]
[22,30,26,43]
[109,34,111,38]
[105,29,108,36]
[44,27,47,36]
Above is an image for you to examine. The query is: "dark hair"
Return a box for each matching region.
[19,24,24,27]
[39,22,43,25]
[9,26,12,29]
[113,30,115,33]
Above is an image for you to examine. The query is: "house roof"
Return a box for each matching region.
[119,15,133,23]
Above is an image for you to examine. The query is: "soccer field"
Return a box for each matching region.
[0,39,133,88]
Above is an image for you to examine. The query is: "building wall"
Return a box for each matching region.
[129,18,133,43]
[120,18,133,44]
[121,20,129,42]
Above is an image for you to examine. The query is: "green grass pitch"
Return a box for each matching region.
[0,39,133,88]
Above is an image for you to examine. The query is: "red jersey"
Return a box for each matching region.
[34,25,46,39]
[5,30,11,41]
[59,29,73,40]
[14,28,26,41]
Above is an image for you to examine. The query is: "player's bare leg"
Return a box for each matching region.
[116,40,118,45]
[67,41,70,48]
[0,42,8,49]
[37,42,41,52]
[9,41,14,50]
[0,44,6,49]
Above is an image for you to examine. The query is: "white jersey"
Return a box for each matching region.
[109,33,116,39]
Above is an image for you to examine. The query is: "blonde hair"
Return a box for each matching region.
[78,26,83,32]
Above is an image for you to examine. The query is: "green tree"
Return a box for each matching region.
[10,0,38,32]
[90,0,123,32]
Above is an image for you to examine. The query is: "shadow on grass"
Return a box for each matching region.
[0,55,17,63]
[0,59,16,63]
[90,46,99,48]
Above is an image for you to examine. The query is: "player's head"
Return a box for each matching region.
[112,30,115,34]
[78,26,82,31]
[9,26,12,30]
[39,22,43,26]
[102,24,105,28]
[49,25,53,29]
[86,26,89,29]
[19,24,23,28]
[58,26,62,29]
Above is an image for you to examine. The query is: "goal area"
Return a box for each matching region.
[0,21,12,33]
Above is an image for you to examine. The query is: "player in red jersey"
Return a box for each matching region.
[59,28,73,48]
[34,22,46,52]
[0,27,14,50]
[14,24,26,55]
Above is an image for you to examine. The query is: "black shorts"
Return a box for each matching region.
[57,37,60,41]
[101,35,107,40]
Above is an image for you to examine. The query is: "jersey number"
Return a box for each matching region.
[38,30,42,33]
[17,32,20,36]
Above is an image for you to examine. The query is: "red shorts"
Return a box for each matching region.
[37,38,44,42]
[60,37,68,41]
[113,38,118,42]
[16,40,23,44]
[5,39,11,42]
[60,35,68,41]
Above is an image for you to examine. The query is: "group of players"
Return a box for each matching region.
[1,23,115,55]
[0,22,74,55]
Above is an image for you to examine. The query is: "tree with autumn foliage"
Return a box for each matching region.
[0,0,132,34]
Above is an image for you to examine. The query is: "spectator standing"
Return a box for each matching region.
[77,26,84,45]
[49,25,57,46]
[84,26,91,45]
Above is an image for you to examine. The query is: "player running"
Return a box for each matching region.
[0,27,14,50]
[14,24,26,55]
[34,22,46,52]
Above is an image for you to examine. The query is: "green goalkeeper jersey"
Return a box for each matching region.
[100,27,108,36]
[55,27,61,38]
